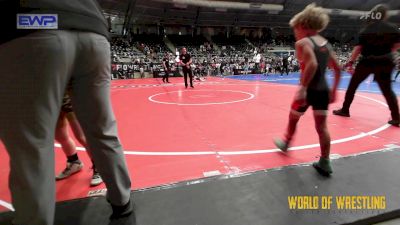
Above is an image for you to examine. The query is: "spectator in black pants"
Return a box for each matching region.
[179,48,194,88]
[162,52,170,83]
[333,4,400,126]
[281,56,290,75]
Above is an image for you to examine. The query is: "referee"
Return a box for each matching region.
[179,47,194,88]
[162,52,171,83]
[333,4,400,126]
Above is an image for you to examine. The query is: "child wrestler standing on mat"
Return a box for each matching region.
[274,3,341,176]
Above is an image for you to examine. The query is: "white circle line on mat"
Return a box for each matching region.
[0,200,14,211]
[148,90,255,106]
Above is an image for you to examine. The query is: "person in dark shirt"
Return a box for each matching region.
[0,1,132,224]
[162,52,171,83]
[333,4,400,126]
[139,61,145,78]
[281,56,289,75]
[179,47,194,88]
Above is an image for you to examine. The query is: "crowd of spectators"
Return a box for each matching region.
[110,34,352,79]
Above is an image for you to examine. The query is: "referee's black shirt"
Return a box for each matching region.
[358,20,400,57]
[179,53,191,70]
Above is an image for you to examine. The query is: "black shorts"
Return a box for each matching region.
[292,89,329,113]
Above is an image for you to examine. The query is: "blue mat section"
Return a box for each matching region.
[226,71,400,95]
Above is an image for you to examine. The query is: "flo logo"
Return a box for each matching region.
[360,12,382,20]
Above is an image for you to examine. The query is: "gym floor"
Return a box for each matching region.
[1,72,399,224]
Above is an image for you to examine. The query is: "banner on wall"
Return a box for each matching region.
[111,62,180,78]
[111,63,164,72]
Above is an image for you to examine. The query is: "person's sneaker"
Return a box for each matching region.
[90,170,103,187]
[312,158,333,177]
[332,109,350,117]
[388,119,400,127]
[56,161,83,180]
[110,199,134,220]
[273,138,289,152]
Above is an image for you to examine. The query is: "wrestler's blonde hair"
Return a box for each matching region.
[289,3,329,32]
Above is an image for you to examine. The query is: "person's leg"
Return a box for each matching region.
[56,113,78,157]
[183,69,188,88]
[71,32,131,214]
[189,70,194,87]
[313,112,330,159]
[394,70,400,81]
[312,110,333,176]
[333,62,371,116]
[55,112,84,180]
[307,90,332,176]
[66,112,103,186]
[274,99,308,151]
[379,80,399,122]
[166,70,170,83]
[276,110,302,149]
[0,30,74,225]
[66,112,87,148]
[375,75,399,125]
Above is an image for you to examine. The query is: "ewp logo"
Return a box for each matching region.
[17,14,58,29]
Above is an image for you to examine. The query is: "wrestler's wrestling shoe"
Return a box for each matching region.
[274,138,289,152]
[90,169,103,187]
[56,161,83,180]
[313,158,333,177]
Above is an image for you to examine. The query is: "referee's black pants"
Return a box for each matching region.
[342,58,399,120]
[183,68,193,87]
[281,65,289,75]
[163,68,170,82]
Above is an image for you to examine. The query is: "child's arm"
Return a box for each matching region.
[345,45,362,68]
[328,50,342,103]
[297,40,318,88]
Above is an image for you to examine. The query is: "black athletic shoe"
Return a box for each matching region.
[312,158,332,177]
[273,138,289,152]
[190,85,194,88]
[313,163,332,177]
[110,199,134,220]
[332,109,350,117]
[388,119,400,127]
